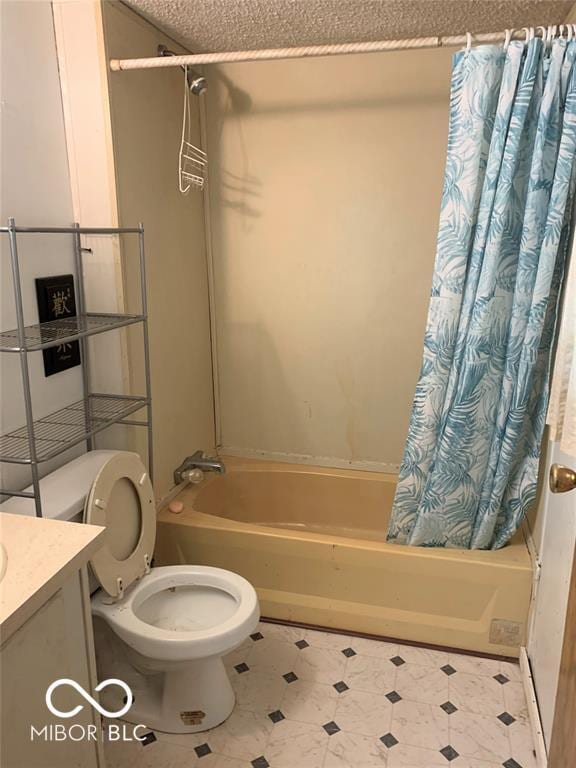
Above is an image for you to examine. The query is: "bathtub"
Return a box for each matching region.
[155,457,533,657]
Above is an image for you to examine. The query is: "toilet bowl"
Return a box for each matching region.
[2,450,259,733]
[92,564,258,731]
[93,565,258,662]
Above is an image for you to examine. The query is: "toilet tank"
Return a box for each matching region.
[0,451,118,522]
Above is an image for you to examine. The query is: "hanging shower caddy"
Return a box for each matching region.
[0,218,153,517]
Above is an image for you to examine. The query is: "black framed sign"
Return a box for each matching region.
[35,274,81,377]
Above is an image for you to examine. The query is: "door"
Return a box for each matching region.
[548,480,576,767]
[528,444,576,763]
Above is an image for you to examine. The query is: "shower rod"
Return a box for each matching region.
[109,26,568,71]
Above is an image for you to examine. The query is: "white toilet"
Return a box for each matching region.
[2,450,260,733]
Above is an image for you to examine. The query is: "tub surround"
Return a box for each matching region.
[156,457,533,657]
[0,512,104,641]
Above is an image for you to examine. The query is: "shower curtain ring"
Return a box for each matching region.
[465,32,472,54]
[544,25,555,53]
[536,26,547,50]
[503,29,512,51]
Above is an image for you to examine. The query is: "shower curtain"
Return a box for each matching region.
[387,36,576,550]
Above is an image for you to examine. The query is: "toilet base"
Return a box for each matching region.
[124,656,236,734]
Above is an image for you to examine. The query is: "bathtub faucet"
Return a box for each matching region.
[174,451,226,485]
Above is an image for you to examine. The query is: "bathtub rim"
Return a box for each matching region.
[158,456,531,571]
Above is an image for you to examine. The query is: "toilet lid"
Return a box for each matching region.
[84,452,155,599]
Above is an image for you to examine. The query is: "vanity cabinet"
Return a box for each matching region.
[0,514,105,768]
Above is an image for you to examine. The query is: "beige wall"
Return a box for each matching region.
[206,49,452,469]
[101,1,215,500]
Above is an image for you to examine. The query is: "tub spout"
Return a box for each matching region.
[174,451,226,485]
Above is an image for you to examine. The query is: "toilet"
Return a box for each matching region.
[2,450,260,733]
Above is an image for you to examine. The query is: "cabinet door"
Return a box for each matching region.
[0,572,100,768]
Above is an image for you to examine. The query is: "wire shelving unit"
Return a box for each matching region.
[0,219,153,516]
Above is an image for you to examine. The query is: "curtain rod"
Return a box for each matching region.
[109,29,529,71]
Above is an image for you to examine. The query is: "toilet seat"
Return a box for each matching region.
[84,452,155,599]
[92,565,259,662]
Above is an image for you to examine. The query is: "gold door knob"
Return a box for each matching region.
[549,464,576,494]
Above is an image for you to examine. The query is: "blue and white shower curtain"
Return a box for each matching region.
[387,37,576,549]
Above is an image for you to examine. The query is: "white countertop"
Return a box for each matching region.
[0,512,105,642]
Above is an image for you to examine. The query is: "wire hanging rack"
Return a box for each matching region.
[0,220,153,517]
[179,66,207,193]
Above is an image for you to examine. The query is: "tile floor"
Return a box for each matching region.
[104,621,537,768]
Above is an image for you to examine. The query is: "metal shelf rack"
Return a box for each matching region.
[0,219,153,515]
[0,312,145,353]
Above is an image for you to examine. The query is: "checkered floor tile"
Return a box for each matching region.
[104,621,537,768]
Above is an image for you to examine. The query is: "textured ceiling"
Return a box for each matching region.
[122,0,575,54]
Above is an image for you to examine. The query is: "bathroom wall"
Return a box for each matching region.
[206,49,452,469]
[0,1,84,494]
[0,0,213,504]
[100,1,215,500]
